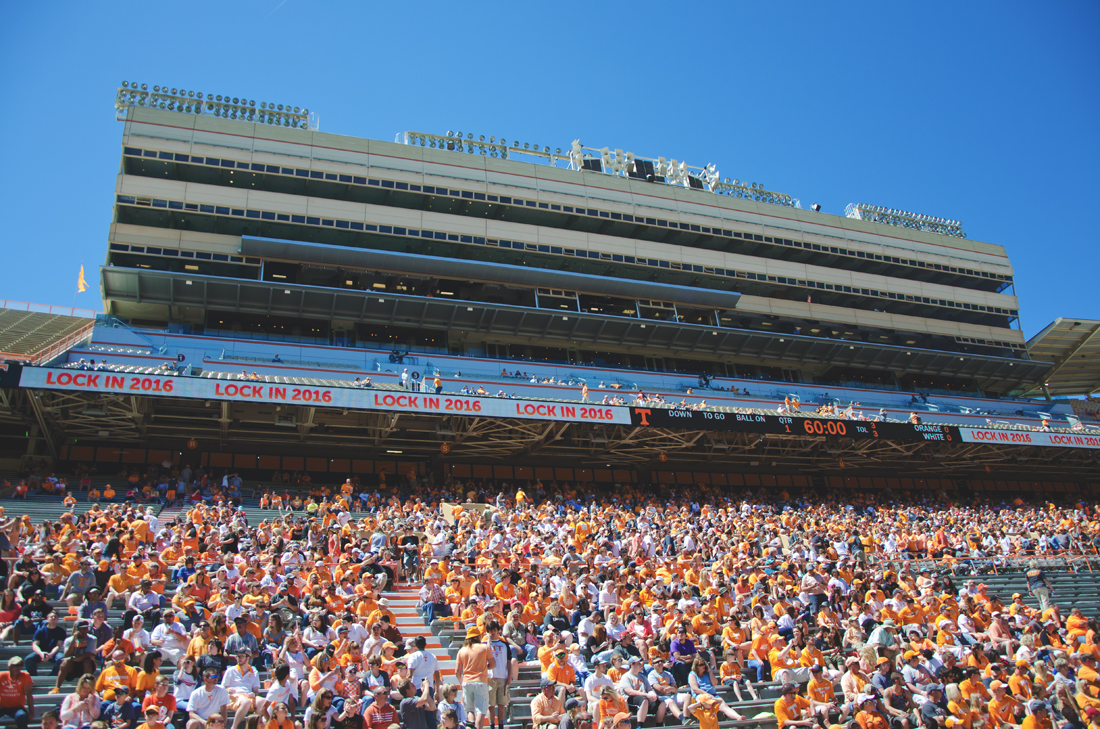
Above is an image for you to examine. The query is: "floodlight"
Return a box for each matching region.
[810,203,821,212]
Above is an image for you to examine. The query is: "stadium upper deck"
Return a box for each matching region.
[102,86,1047,399]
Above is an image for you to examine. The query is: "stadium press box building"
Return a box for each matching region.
[102,85,1044,398]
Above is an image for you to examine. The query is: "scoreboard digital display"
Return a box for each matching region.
[630,407,961,443]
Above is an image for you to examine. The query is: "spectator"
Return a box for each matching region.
[26,612,67,677]
[0,657,35,729]
[59,673,100,729]
[186,671,230,729]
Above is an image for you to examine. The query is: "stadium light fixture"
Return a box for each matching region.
[116,81,315,130]
[845,202,965,238]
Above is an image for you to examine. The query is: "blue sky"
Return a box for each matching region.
[1,2,1097,339]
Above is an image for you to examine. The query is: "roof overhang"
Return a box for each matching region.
[1024,318,1100,397]
[100,266,1050,391]
[241,237,742,310]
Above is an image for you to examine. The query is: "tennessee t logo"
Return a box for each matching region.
[635,408,651,425]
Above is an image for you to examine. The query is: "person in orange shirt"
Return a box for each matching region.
[1079,654,1100,698]
[719,649,757,702]
[1010,662,1034,702]
[959,668,991,702]
[773,683,817,728]
[855,695,890,729]
[493,574,516,603]
[1021,700,1053,729]
[545,649,579,702]
[987,680,1022,728]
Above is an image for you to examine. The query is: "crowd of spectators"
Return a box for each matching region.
[0,469,1097,729]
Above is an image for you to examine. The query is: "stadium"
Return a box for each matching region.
[0,82,1097,729]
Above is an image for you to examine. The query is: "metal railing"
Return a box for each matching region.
[0,299,100,319]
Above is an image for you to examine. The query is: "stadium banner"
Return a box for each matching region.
[17,366,631,425]
[631,407,962,443]
[957,427,1100,449]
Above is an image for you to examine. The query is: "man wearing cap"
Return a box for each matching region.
[126,580,162,630]
[646,657,683,722]
[1078,653,1100,698]
[531,678,565,729]
[842,657,870,704]
[871,659,897,694]
[456,627,495,729]
[220,649,263,729]
[418,574,449,626]
[51,621,96,694]
[869,620,900,663]
[224,617,259,661]
[774,683,816,728]
[855,693,892,729]
[60,559,97,608]
[1021,700,1051,729]
[1010,661,1034,702]
[150,610,189,665]
[0,656,34,729]
[920,685,948,729]
[987,680,1021,729]
[618,657,657,725]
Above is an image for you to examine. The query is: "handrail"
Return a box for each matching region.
[0,299,101,318]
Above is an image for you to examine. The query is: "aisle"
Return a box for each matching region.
[384,582,456,677]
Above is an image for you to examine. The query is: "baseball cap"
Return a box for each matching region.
[990,681,1005,691]
[613,713,632,725]
[539,678,555,689]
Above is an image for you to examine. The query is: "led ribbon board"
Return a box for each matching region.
[18,367,631,426]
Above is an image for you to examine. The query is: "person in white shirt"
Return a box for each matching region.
[345,617,369,648]
[150,610,189,665]
[405,636,440,692]
[221,649,264,729]
[145,507,160,535]
[125,614,152,653]
[128,581,162,616]
[186,670,230,729]
[583,658,614,715]
[263,663,299,717]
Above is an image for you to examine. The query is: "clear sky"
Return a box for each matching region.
[1,2,1097,339]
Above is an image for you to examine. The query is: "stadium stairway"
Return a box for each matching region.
[384,582,456,678]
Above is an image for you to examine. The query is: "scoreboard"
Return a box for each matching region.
[630,407,960,443]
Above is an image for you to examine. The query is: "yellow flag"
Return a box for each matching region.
[77,265,87,293]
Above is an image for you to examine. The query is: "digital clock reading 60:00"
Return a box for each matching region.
[803,419,847,435]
